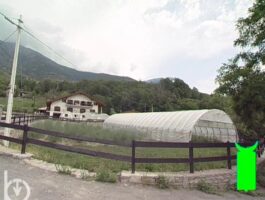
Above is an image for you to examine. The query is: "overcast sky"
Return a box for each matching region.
[0,0,253,93]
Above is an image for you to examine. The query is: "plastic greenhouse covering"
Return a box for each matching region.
[103,109,237,142]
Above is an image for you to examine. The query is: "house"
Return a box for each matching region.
[37,107,47,114]
[47,93,105,120]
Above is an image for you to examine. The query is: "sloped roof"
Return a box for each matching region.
[47,92,104,107]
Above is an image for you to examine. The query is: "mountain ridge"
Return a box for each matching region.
[0,41,135,82]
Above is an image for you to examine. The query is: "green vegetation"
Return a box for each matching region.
[0,71,9,96]
[11,120,236,173]
[95,169,117,183]
[0,76,230,115]
[216,0,265,139]
[0,96,46,113]
[30,120,145,143]
[156,176,169,189]
[55,164,72,175]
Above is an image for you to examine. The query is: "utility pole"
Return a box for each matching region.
[3,15,23,147]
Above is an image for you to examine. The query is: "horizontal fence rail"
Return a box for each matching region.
[134,141,236,148]
[0,122,25,130]
[52,118,105,123]
[27,138,131,162]
[28,127,131,147]
[131,140,242,173]
[0,134,23,144]
[1,114,48,125]
[0,121,263,174]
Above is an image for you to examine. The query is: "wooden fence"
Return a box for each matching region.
[131,140,237,173]
[0,121,262,174]
[1,114,48,125]
[52,117,105,123]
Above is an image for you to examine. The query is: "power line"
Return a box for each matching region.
[22,25,77,68]
[0,30,17,61]
[0,11,19,27]
[0,11,20,61]
[1,11,77,68]
[0,29,17,43]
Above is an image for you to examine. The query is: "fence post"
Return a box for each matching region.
[13,116,15,124]
[23,114,26,123]
[26,116,29,124]
[227,141,232,169]
[189,141,194,173]
[18,117,21,125]
[21,124,28,154]
[131,140,136,174]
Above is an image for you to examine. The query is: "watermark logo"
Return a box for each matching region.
[235,141,258,192]
[4,170,31,200]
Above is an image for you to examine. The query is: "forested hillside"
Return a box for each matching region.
[0,41,134,82]
[0,71,231,115]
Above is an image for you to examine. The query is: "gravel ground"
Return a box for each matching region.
[0,155,264,200]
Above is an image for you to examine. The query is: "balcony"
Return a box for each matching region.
[66,103,93,108]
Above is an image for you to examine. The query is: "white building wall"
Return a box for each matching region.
[49,94,100,119]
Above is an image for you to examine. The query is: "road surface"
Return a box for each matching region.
[0,155,264,200]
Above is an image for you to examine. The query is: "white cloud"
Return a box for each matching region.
[0,0,254,93]
[195,77,218,94]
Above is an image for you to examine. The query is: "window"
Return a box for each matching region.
[67,107,73,112]
[74,115,77,117]
[90,109,95,113]
[87,101,92,106]
[54,106,60,111]
[62,98,67,103]
[81,101,86,106]
[67,100,73,105]
[65,114,68,117]
[82,115,85,118]
[74,100,79,105]
[80,108,86,113]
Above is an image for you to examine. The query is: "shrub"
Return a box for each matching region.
[95,170,117,183]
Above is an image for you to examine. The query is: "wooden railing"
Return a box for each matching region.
[131,140,237,173]
[52,117,105,123]
[0,121,263,174]
[1,114,48,125]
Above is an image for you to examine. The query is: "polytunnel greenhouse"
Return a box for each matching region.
[103,109,238,142]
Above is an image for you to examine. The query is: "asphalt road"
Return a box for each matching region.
[0,155,264,200]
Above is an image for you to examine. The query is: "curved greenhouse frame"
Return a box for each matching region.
[103,109,238,142]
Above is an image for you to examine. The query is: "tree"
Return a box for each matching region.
[216,0,265,139]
